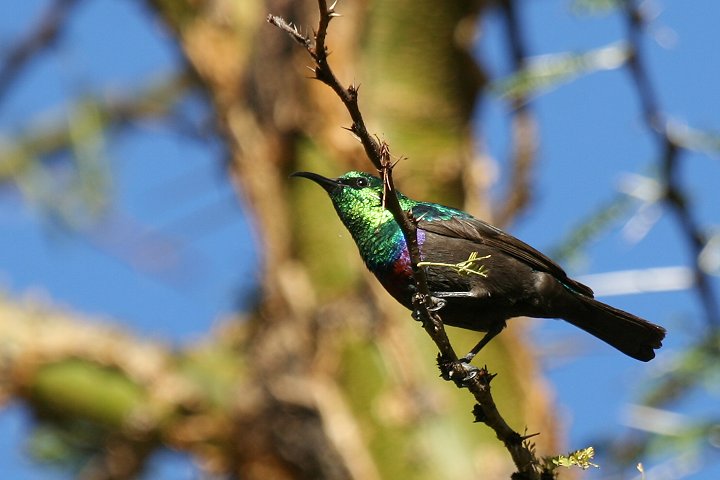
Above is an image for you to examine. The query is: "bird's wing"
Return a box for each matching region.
[415,213,595,297]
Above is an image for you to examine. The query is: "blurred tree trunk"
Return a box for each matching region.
[0,0,558,478]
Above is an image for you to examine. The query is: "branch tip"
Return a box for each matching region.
[267,14,311,48]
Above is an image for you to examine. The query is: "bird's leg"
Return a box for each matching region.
[426,291,475,311]
[426,297,446,311]
[412,291,473,320]
[418,291,503,363]
[431,291,475,299]
[461,322,505,364]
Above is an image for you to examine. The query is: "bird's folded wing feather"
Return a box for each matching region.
[416,214,595,297]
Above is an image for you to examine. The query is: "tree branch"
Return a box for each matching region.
[268,2,544,477]
[0,0,81,108]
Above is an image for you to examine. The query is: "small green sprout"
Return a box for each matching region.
[546,446,599,471]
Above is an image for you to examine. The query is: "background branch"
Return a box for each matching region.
[0,0,81,108]
[623,0,720,327]
[494,0,539,227]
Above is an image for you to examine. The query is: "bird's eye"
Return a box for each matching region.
[354,177,369,188]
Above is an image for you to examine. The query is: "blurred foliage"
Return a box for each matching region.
[29,421,108,471]
[668,121,720,155]
[644,332,720,408]
[0,73,193,228]
[491,42,630,104]
[570,0,622,15]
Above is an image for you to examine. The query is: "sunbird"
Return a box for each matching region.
[293,171,666,362]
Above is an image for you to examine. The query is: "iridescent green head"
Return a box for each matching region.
[291,171,417,266]
[292,171,406,230]
[292,170,469,269]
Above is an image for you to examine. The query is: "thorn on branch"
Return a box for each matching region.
[326,0,343,21]
[479,365,497,385]
[339,124,358,137]
[520,431,541,442]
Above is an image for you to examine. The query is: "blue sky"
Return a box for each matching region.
[1,0,719,478]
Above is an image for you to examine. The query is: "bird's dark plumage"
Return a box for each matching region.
[293,170,666,361]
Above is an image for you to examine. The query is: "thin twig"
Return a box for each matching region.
[0,0,81,108]
[494,0,538,227]
[268,1,543,477]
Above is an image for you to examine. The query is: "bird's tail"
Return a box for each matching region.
[564,296,666,361]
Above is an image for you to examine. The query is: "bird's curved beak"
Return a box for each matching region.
[291,171,342,194]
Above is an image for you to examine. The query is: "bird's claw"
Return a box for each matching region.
[455,362,480,385]
[427,296,446,311]
[437,354,480,387]
[411,294,446,321]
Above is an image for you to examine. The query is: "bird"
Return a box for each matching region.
[292,170,666,362]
